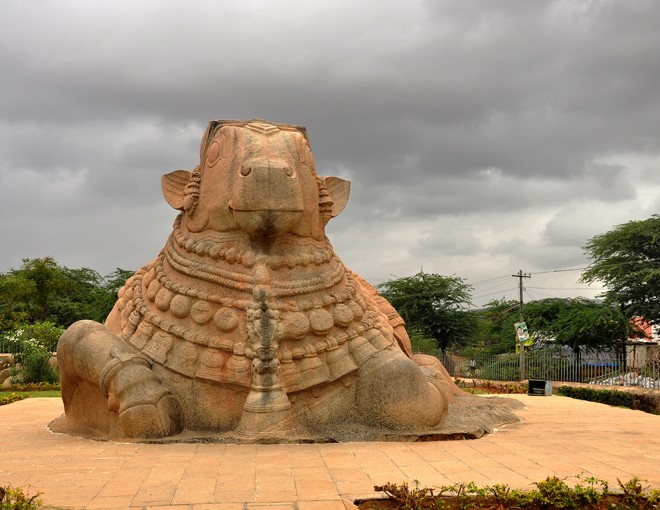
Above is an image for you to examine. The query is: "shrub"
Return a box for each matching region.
[0,393,28,406]
[557,386,632,406]
[10,382,60,392]
[2,322,63,354]
[3,323,61,385]
[11,344,58,384]
[557,386,660,414]
[0,485,42,510]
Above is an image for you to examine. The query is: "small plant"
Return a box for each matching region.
[0,485,42,510]
[528,475,608,509]
[364,474,659,509]
[618,477,660,509]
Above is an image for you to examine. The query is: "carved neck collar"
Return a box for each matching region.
[172,217,334,270]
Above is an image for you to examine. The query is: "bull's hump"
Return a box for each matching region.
[244,120,280,137]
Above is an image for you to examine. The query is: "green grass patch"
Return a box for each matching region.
[0,390,60,402]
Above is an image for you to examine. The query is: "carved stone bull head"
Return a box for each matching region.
[161,120,350,244]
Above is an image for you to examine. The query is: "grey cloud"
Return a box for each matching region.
[1,0,659,308]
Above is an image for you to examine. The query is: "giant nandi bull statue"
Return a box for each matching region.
[53,119,489,442]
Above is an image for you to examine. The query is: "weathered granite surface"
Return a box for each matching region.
[51,119,520,442]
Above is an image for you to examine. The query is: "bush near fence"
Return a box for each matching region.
[556,385,660,414]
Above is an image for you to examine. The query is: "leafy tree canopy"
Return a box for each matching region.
[524,297,638,355]
[0,257,133,332]
[378,271,476,354]
[473,299,520,355]
[581,214,660,324]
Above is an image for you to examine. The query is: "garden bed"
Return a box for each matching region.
[356,476,659,509]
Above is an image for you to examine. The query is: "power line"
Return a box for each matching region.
[532,256,660,276]
[532,267,587,275]
[468,274,512,286]
[472,287,519,300]
[527,286,601,291]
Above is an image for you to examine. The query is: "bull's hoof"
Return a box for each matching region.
[101,353,184,438]
[118,389,183,438]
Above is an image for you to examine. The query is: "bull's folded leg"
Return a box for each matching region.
[57,320,183,438]
[412,353,464,398]
[100,349,183,438]
[356,350,449,430]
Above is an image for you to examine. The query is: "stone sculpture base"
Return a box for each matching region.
[49,394,522,444]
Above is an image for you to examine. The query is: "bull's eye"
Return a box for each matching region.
[240,166,252,176]
[206,140,221,166]
[284,167,294,177]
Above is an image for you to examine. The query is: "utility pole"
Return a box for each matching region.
[513,270,531,381]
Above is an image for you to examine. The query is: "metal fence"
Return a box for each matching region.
[441,347,660,389]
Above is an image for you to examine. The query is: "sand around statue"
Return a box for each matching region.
[50,119,521,443]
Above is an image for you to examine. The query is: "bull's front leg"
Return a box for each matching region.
[355,349,450,430]
[57,320,183,438]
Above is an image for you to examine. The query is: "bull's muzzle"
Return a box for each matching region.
[229,158,305,238]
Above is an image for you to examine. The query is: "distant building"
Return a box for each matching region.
[629,317,659,343]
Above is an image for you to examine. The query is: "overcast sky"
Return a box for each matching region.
[1,0,659,308]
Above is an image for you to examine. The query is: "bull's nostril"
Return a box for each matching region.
[284,167,293,177]
[241,166,252,176]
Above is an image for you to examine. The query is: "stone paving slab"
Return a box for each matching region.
[0,395,658,509]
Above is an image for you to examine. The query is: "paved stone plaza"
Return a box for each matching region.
[1,394,658,509]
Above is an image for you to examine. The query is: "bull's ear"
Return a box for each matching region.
[161,170,192,210]
[325,176,351,217]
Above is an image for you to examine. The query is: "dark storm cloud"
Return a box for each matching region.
[1,0,659,305]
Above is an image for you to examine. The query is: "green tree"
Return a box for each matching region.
[52,266,104,326]
[581,214,660,324]
[378,271,476,354]
[472,299,520,355]
[524,298,637,357]
[0,272,33,331]
[93,268,135,321]
[0,258,133,332]
[524,298,574,342]
[11,257,67,323]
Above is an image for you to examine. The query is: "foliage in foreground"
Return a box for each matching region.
[557,386,660,415]
[367,475,660,509]
[0,485,42,510]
